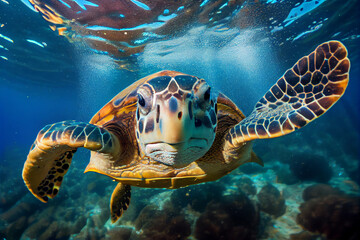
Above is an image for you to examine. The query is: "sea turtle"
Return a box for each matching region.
[23,41,350,223]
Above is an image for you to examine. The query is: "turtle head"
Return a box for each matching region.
[135,73,218,168]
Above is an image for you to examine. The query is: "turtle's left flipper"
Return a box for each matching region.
[110,183,131,223]
[226,41,350,149]
[23,120,118,203]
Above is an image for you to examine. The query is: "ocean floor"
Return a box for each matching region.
[0,130,359,240]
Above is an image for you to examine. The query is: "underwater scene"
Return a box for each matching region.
[0,0,359,239]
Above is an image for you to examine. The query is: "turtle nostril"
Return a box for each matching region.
[178,111,182,120]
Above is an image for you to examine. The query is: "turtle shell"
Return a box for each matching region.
[85,70,249,189]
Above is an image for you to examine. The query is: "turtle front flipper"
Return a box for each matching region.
[110,183,131,223]
[22,120,119,203]
[225,41,350,150]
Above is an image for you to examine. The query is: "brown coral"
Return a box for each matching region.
[106,227,133,240]
[134,204,191,240]
[257,184,286,217]
[302,184,343,201]
[297,195,360,240]
[170,182,225,212]
[195,193,259,240]
[236,176,257,196]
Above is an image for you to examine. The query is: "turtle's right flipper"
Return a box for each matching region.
[225,41,350,149]
[22,120,117,203]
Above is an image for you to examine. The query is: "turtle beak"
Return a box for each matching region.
[160,96,193,144]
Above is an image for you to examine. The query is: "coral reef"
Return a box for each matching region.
[290,231,326,240]
[0,147,357,240]
[134,204,191,240]
[289,153,332,183]
[235,176,257,196]
[170,182,225,212]
[0,199,41,223]
[302,183,343,201]
[22,215,87,240]
[257,183,286,217]
[0,216,28,240]
[74,227,106,240]
[0,179,27,210]
[297,187,360,240]
[195,193,259,240]
[106,227,133,240]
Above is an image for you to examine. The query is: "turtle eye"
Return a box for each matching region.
[138,93,146,107]
[137,89,153,115]
[194,82,212,110]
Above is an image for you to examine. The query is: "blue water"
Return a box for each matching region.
[0,0,359,239]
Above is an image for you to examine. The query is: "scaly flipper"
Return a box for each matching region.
[110,183,131,223]
[225,41,350,149]
[22,120,118,203]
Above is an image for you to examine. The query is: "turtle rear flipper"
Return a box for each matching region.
[22,120,118,203]
[225,41,350,149]
[110,183,131,223]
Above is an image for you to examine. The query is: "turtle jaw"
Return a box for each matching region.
[137,95,216,167]
[145,138,209,167]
